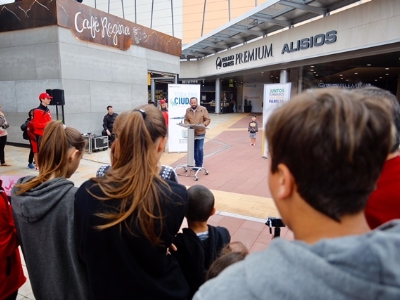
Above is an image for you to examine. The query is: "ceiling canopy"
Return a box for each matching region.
[182,0,360,59]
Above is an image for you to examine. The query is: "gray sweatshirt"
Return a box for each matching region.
[11,176,88,300]
[194,220,400,300]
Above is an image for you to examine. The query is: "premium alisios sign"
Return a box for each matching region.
[215,31,337,69]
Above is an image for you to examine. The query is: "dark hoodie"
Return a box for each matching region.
[173,225,231,299]
[11,176,88,300]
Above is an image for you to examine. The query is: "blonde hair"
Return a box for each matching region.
[15,121,86,194]
[91,105,169,246]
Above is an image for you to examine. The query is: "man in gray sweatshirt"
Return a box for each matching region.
[194,88,400,300]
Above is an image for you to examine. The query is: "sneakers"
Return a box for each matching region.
[250,143,255,146]
[28,163,35,169]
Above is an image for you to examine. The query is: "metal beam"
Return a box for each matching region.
[279,0,326,15]
[253,13,291,27]
[228,25,265,37]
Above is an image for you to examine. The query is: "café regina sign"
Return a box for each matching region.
[215,30,337,70]
[0,0,181,56]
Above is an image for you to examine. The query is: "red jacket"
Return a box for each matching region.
[32,105,52,136]
[0,180,26,299]
[365,155,400,229]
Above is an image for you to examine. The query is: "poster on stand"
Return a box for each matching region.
[262,83,292,157]
[167,84,201,152]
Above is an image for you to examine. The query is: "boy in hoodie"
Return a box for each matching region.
[173,185,230,299]
[194,88,400,300]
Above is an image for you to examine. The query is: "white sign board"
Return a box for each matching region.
[168,84,201,152]
[262,83,292,157]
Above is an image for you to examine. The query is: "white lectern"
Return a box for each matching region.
[174,123,209,181]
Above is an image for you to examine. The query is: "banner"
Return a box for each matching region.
[167,84,201,152]
[262,83,292,157]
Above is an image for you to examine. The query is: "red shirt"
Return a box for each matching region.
[365,155,400,229]
[32,105,52,136]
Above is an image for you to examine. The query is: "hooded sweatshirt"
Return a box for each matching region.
[11,176,88,300]
[194,220,400,300]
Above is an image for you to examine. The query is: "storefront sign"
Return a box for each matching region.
[0,0,181,56]
[216,44,272,69]
[318,82,371,89]
[281,30,337,54]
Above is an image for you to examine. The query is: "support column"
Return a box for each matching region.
[298,66,303,94]
[280,69,289,83]
[215,78,221,114]
[151,78,156,104]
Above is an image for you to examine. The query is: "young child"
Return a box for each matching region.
[173,185,231,299]
[12,121,88,300]
[248,115,258,146]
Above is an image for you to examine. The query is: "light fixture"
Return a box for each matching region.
[385,68,389,70]
[386,74,389,75]
[354,73,358,74]
[367,64,371,66]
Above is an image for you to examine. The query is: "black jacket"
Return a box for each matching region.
[172,225,231,299]
[102,113,118,132]
[74,179,189,300]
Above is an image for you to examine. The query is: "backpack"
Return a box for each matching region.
[20,120,29,140]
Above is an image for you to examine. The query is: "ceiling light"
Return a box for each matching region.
[385,68,389,70]
[367,64,371,66]
[339,74,343,76]
[354,73,358,75]
[379,77,382,79]
[386,74,389,75]
[375,79,378,81]
[311,65,314,67]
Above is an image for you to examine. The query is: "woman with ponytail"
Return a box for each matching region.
[74,105,189,299]
[11,121,88,300]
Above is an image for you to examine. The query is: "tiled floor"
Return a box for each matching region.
[1,112,291,300]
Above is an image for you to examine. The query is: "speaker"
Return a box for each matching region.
[48,89,65,106]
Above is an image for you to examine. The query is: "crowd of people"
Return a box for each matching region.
[1,87,400,299]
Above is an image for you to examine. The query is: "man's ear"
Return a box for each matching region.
[275,163,295,200]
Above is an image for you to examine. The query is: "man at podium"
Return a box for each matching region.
[184,97,211,168]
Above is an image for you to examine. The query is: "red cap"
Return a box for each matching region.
[39,92,53,100]
[160,99,166,104]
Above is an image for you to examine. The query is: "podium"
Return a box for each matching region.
[174,123,209,181]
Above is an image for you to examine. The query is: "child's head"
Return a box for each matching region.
[220,241,249,256]
[251,115,256,121]
[186,185,215,222]
[206,242,249,280]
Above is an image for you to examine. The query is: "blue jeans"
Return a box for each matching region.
[194,134,205,167]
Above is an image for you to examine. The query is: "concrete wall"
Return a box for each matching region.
[180,0,400,79]
[0,26,180,144]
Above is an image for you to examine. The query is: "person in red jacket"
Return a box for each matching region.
[355,87,400,229]
[32,92,52,169]
[0,180,26,300]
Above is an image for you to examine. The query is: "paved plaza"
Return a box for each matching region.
[1,112,293,300]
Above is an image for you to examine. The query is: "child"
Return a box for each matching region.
[172,185,231,299]
[20,109,35,169]
[12,121,88,300]
[248,115,258,146]
[206,242,249,281]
